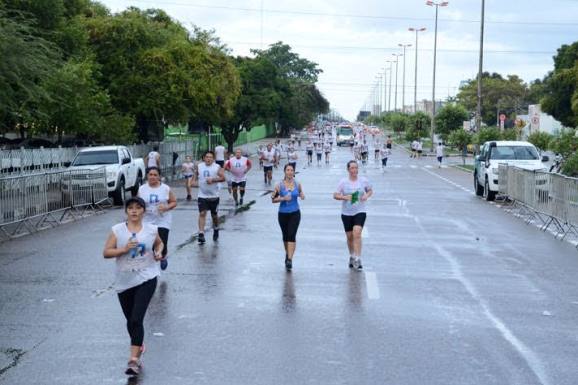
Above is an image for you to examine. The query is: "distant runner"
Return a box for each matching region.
[192,151,225,244]
[181,155,195,201]
[260,143,276,185]
[225,148,252,206]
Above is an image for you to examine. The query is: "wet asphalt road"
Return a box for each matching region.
[1,142,578,385]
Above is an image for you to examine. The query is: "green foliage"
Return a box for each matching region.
[550,129,578,159]
[541,42,578,129]
[474,127,502,145]
[434,104,468,138]
[447,129,473,149]
[457,72,529,127]
[251,42,322,83]
[386,112,408,134]
[562,151,578,177]
[408,112,430,138]
[501,128,518,141]
[527,131,552,152]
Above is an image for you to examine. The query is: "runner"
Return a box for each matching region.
[436,142,445,168]
[274,140,282,169]
[192,151,225,244]
[360,140,369,165]
[214,143,227,169]
[103,197,164,376]
[386,134,393,150]
[257,144,265,169]
[416,139,423,159]
[315,142,323,166]
[323,141,332,164]
[181,155,195,201]
[374,135,381,161]
[144,146,160,169]
[287,146,298,170]
[271,163,305,271]
[138,167,177,271]
[305,141,314,165]
[410,139,418,158]
[333,160,373,270]
[224,148,252,206]
[260,143,276,185]
[380,144,391,171]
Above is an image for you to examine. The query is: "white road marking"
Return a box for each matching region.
[365,271,380,300]
[413,216,550,385]
[422,168,474,195]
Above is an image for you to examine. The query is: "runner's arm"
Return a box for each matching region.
[103,231,131,258]
[298,183,305,200]
[153,234,164,261]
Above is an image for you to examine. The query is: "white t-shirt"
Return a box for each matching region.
[262,149,276,167]
[182,161,194,177]
[436,145,444,157]
[214,145,226,161]
[336,177,372,216]
[138,183,172,230]
[416,142,423,151]
[197,162,221,198]
[323,143,331,152]
[112,222,160,293]
[287,150,298,162]
[147,151,160,168]
[380,148,391,159]
[226,156,251,183]
[411,141,418,150]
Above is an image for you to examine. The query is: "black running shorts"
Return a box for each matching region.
[231,181,246,189]
[341,212,367,232]
[198,197,220,214]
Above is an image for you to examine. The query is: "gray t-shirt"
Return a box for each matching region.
[197,162,221,199]
[336,177,372,216]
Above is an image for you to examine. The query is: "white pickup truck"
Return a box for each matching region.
[66,146,146,205]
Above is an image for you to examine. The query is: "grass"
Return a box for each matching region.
[453,164,474,172]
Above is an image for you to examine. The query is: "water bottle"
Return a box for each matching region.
[129,233,137,258]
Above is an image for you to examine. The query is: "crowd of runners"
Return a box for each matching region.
[101,122,416,377]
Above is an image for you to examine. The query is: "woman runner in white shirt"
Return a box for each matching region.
[333,160,373,269]
[138,167,177,271]
[103,197,164,376]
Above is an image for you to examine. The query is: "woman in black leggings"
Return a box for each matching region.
[103,197,164,376]
[272,164,305,270]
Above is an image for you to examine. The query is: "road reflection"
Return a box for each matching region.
[347,271,365,311]
[281,272,296,313]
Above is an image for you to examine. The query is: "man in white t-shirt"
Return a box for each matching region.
[192,150,225,244]
[145,145,161,169]
[214,144,227,169]
[436,142,445,168]
[224,148,252,206]
[260,143,276,185]
[410,140,419,158]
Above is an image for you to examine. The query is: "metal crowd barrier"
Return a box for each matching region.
[0,140,199,177]
[498,164,578,243]
[0,167,108,240]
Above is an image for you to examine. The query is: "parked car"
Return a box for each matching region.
[64,146,145,205]
[474,140,549,201]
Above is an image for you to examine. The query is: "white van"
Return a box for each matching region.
[473,141,549,201]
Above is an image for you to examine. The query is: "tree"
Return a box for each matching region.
[474,127,502,145]
[434,104,468,139]
[541,42,578,128]
[251,42,322,82]
[527,131,552,153]
[0,9,62,134]
[386,113,408,137]
[550,129,578,159]
[457,72,530,126]
[220,56,283,152]
[408,112,431,139]
[447,129,473,165]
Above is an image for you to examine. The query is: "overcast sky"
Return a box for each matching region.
[99,0,578,120]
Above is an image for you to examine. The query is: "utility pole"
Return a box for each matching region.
[387,61,393,112]
[476,0,485,132]
[399,43,412,113]
[409,27,426,114]
[392,53,403,112]
[426,1,449,151]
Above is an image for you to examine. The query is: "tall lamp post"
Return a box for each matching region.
[381,68,388,115]
[398,43,412,113]
[476,0,486,132]
[386,60,393,112]
[408,27,426,114]
[392,53,403,112]
[426,0,448,150]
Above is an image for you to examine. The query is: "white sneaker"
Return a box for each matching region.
[353,257,363,270]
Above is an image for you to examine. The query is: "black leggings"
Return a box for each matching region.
[118,277,157,346]
[278,210,301,242]
[158,227,169,258]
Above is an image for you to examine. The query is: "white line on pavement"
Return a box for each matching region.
[365,272,380,300]
[422,168,474,195]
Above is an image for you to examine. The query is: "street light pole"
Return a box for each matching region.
[409,27,426,114]
[387,61,393,112]
[476,0,485,132]
[426,0,448,151]
[399,43,412,113]
[392,53,403,112]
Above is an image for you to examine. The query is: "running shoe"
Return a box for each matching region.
[285,257,292,271]
[160,258,168,271]
[354,257,363,270]
[198,233,205,244]
[239,198,243,206]
[186,194,192,201]
[212,228,219,241]
[348,257,355,269]
[125,359,141,376]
